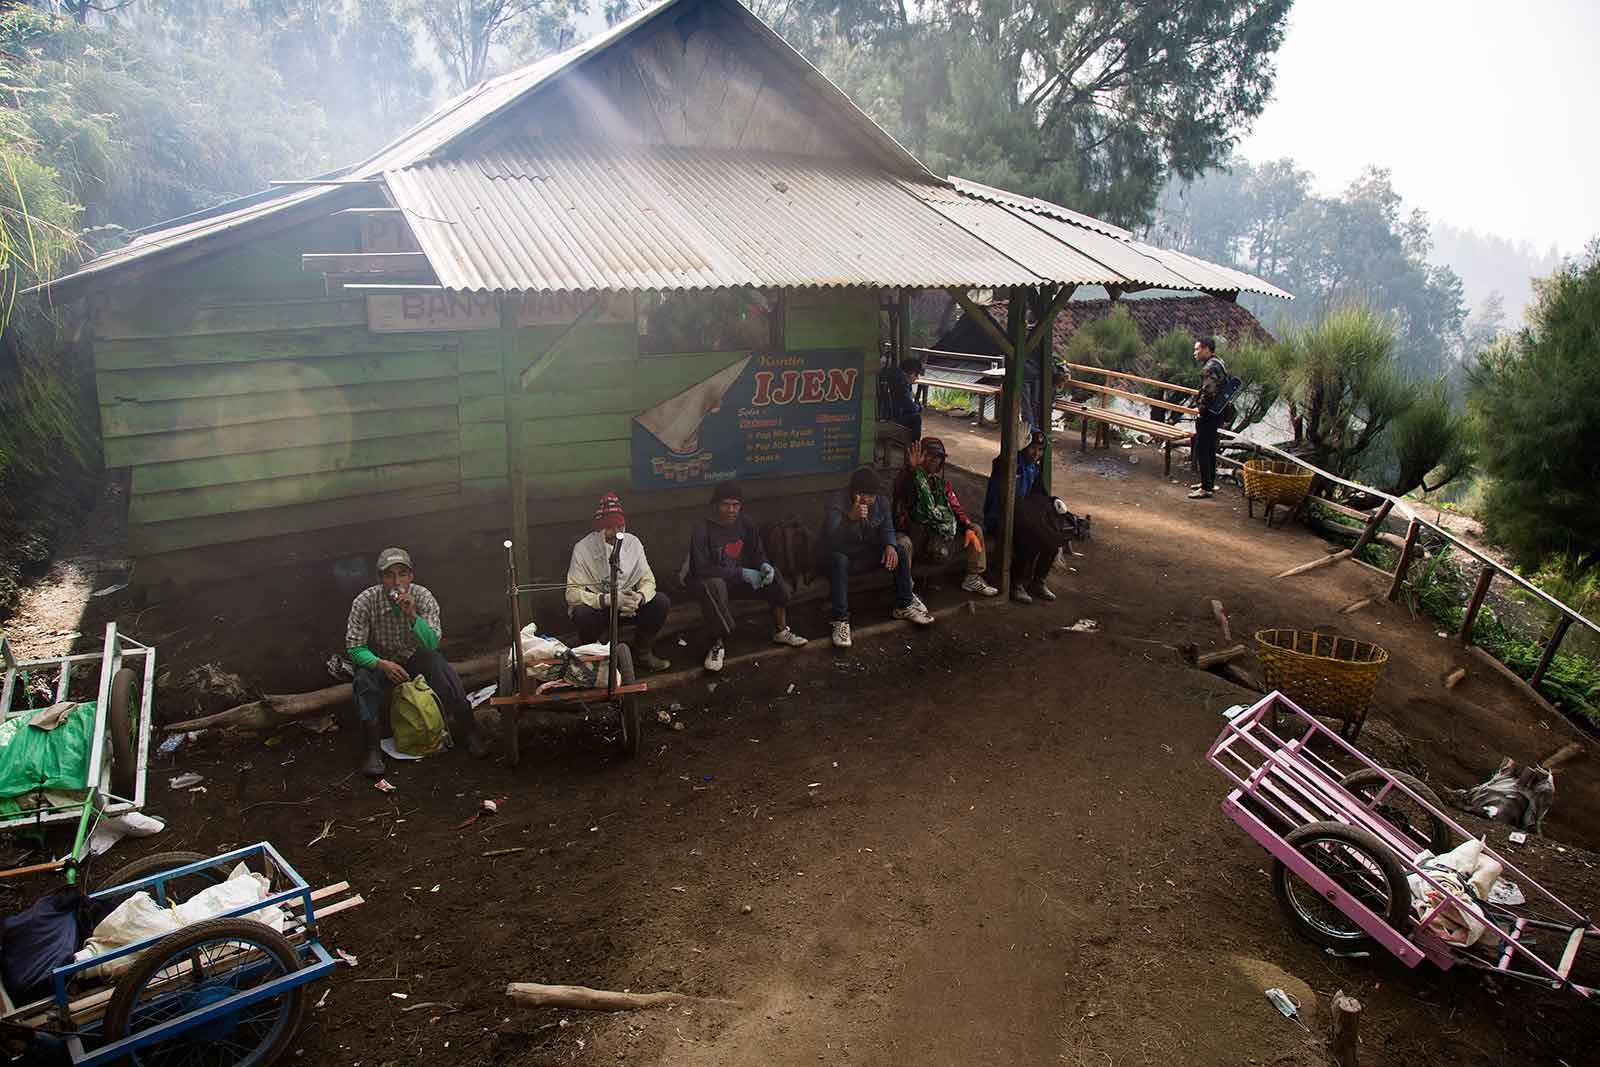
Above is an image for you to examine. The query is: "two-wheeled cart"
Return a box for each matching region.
[491,539,646,767]
[1209,690,1597,997]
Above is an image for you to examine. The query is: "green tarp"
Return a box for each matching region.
[0,704,95,817]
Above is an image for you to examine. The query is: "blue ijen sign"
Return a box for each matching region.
[631,349,862,490]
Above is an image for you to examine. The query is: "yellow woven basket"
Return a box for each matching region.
[1241,458,1315,508]
[1255,629,1389,738]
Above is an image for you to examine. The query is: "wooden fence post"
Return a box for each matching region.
[1386,519,1422,601]
[1459,567,1495,645]
[1348,499,1394,560]
[1530,615,1574,690]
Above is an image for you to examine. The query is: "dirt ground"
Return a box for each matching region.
[4,410,1599,1066]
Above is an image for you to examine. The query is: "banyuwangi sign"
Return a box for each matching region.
[631,349,863,489]
[366,291,634,332]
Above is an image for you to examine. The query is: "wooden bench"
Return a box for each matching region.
[1055,399,1193,475]
[915,375,1003,426]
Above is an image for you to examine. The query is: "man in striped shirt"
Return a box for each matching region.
[346,547,487,778]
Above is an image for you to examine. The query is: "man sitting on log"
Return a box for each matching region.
[565,492,672,673]
[893,437,998,598]
[345,547,487,778]
[816,467,935,649]
[687,482,809,673]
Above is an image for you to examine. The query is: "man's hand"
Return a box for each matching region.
[618,589,643,616]
[397,588,417,623]
[378,659,409,685]
[850,498,871,522]
[906,440,924,468]
[882,544,899,571]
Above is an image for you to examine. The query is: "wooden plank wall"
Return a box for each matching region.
[93,215,882,576]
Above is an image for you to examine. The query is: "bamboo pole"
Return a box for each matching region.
[1530,615,1574,690]
[1386,519,1422,601]
[1274,550,1351,579]
[1459,567,1495,645]
[505,983,738,1012]
[1210,600,1230,641]
[996,286,1027,598]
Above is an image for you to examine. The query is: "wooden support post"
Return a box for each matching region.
[1348,498,1394,560]
[1386,519,1422,601]
[997,286,1027,599]
[500,294,532,622]
[1035,287,1057,495]
[1530,615,1574,690]
[1459,566,1495,645]
[1329,990,1361,1067]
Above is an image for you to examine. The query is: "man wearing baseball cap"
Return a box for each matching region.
[345,547,487,778]
[893,437,998,598]
[565,492,672,672]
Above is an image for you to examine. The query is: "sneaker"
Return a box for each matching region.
[1187,488,1215,499]
[771,627,808,648]
[703,643,725,673]
[1029,581,1057,602]
[638,650,672,672]
[830,620,852,648]
[1011,584,1034,604]
[1189,482,1205,490]
[892,595,935,626]
[961,574,1000,597]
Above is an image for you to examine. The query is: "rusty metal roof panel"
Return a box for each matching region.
[948,175,1132,240]
[386,140,1046,291]
[995,207,1204,292]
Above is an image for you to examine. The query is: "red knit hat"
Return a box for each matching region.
[593,491,626,530]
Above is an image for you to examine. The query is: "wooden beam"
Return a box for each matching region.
[1459,566,1495,645]
[948,290,1013,356]
[519,296,607,391]
[1329,990,1361,1067]
[501,294,532,622]
[1064,362,1200,397]
[997,286,1027,597]
[1022,284,1074,359]
[302,252,430,274]
[1530,615,1574,690]
[1035,287,1060,494]
[1349,498,1394,559]
[1386,519,1422,601]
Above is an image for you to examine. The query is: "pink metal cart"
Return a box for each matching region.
[1208,690,1597,997]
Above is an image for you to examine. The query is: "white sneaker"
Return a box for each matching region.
[772,627,808,647]
[893,595,936,626]
[1030,582,1057,602]
[830,620,852,648]
[703,643,725,672]
[961,574,999,597]
[1011,585,1034,604]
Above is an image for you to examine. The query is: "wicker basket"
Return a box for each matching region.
[1255,629,1389,738]
[1241,459,1315,508]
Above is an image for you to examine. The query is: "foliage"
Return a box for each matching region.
[1276,303,1409,477]
[1528,552,1600,619]
[1060,305,1143,377]
[1467,242,1600,566]
[1376,377,1474,497]
[1224,336,1289,431]
[418,0,583,91]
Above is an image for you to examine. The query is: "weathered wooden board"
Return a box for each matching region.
[96,298,367,341]
[102,379,458,437]
[367,292,634,333]
[131,430,461,494]
[99,350,458,404]
[461,415,631,453]
[104,407,459,468]
[131,457,462,524]
[462,439,630,481]
[96,328,461,372]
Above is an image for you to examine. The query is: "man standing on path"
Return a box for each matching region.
[1189,336,1226,500]
[687,482,808,673]
[817,467,934,648]
[346,547,487,779]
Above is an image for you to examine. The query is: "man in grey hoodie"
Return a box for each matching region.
[816,467,934,648]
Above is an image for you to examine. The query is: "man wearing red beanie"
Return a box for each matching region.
[564,492,672,672]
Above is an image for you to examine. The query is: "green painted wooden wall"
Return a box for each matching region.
[92,215,882,568]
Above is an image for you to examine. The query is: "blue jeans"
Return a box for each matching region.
[352,648,467,727]
[823,545,914,621]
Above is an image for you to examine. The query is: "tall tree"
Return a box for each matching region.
[417,0,583,91]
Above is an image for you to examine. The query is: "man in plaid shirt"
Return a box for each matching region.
[346,547,487,778]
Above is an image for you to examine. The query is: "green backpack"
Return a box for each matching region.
[391,676,450,756]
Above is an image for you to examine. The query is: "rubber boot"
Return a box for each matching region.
[360,719,385,779]
[453,705,490,759]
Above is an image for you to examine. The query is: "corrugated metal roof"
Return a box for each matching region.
[386,141,1048,291]
[948,176,1132,240]
[994,206,1205,292]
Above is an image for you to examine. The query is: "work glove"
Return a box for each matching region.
[618,589,643,616]
[758,562,776,587]
[963,527,983,554]
[739,568,763,590]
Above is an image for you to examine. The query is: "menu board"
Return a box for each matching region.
[631,349,863,489]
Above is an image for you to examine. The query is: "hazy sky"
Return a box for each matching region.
[1238,0,1598,255]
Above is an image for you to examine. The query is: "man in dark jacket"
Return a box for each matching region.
[1190,336,1227,499]
[882,358,924,440]
[816,467,934,648]
[687,482,808,673]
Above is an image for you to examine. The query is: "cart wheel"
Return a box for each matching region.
[1272,820,1412,950]
[1339,768,1454,855]
[108,667,140,800]
[95,851,233,905]
[613,644,641,759]
[102,916,305,1067]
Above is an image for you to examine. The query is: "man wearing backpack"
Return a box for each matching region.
[346,547,488,779]
[1189,336,1228,500]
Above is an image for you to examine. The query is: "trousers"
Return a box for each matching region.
[352,648,468,728]
[821,538,914,621]
[571,592,671,647]
[691,575,791,640]
[905,521,985,575]
[1195,414,1222,491]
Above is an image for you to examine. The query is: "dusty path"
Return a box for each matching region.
[3,412,1596,1065]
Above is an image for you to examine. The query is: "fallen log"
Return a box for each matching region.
[1444,667,1467,690]
[505,982,738,1012]
[1274,550,1351,580]
[1339,598,1374,615]
[1303,511,1408,553]
[1181,643,1249,669]
[1216,663,1262,692]
[1540,742,1584,770]
[167,652,502,730]
[1211,600,1231,641]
